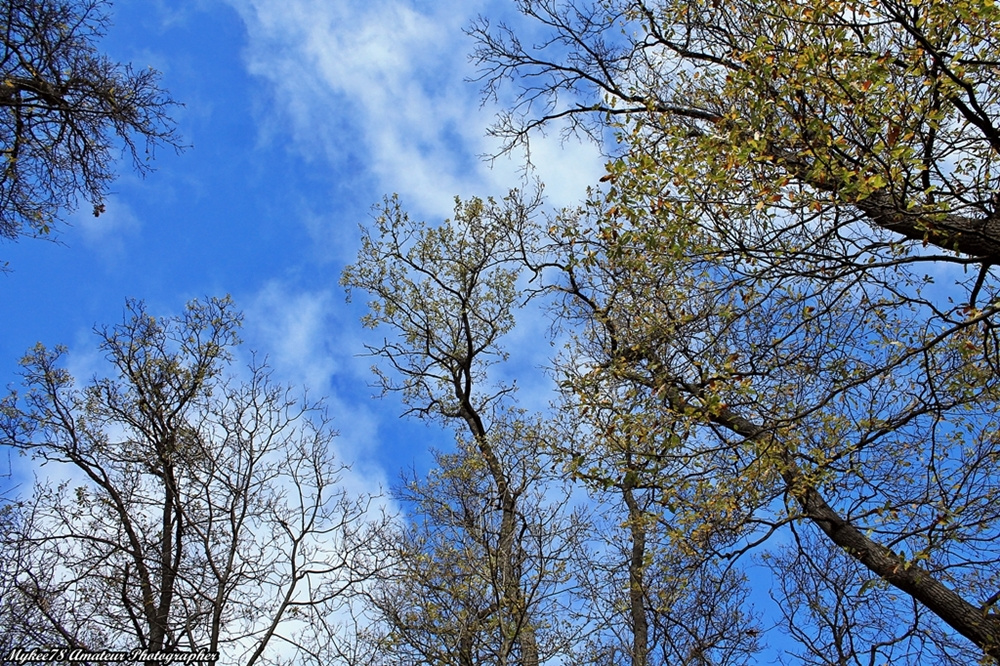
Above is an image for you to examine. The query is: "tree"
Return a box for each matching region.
[473,0,1000,261]
[0,0,178,248]
[342,195,584,666]
[343,193,762,666]
[553,389,761,666]
[363,437,582,666]
[469,0,1000,662]
[0,297,386,665]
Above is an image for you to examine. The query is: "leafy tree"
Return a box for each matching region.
[0,0,178,247]
[473,0,1000,262]
[0,298,385,665]
[468,0,1000,662]
[553,392,761,666]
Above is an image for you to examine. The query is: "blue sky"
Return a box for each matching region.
[4,3,992,662]
[0,0,605,491]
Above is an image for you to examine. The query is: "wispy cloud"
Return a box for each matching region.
[226,0,605,481]
[244,281,339,393]
[226,0,603,217]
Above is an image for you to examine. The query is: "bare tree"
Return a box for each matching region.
[0,0,179,250]
[0,297,387,665]
[342,194,585,666]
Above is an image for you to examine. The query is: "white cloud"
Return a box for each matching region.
[227,0,607,482]
[243,281,339,393]
[225,0,604,217]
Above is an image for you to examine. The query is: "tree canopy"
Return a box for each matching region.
[473,0,1000,264]
[337,0,1000,663]
[5,0,1000,663]
[466,0,1000,661]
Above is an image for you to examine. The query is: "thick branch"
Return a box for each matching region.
[661,381,1000,660]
